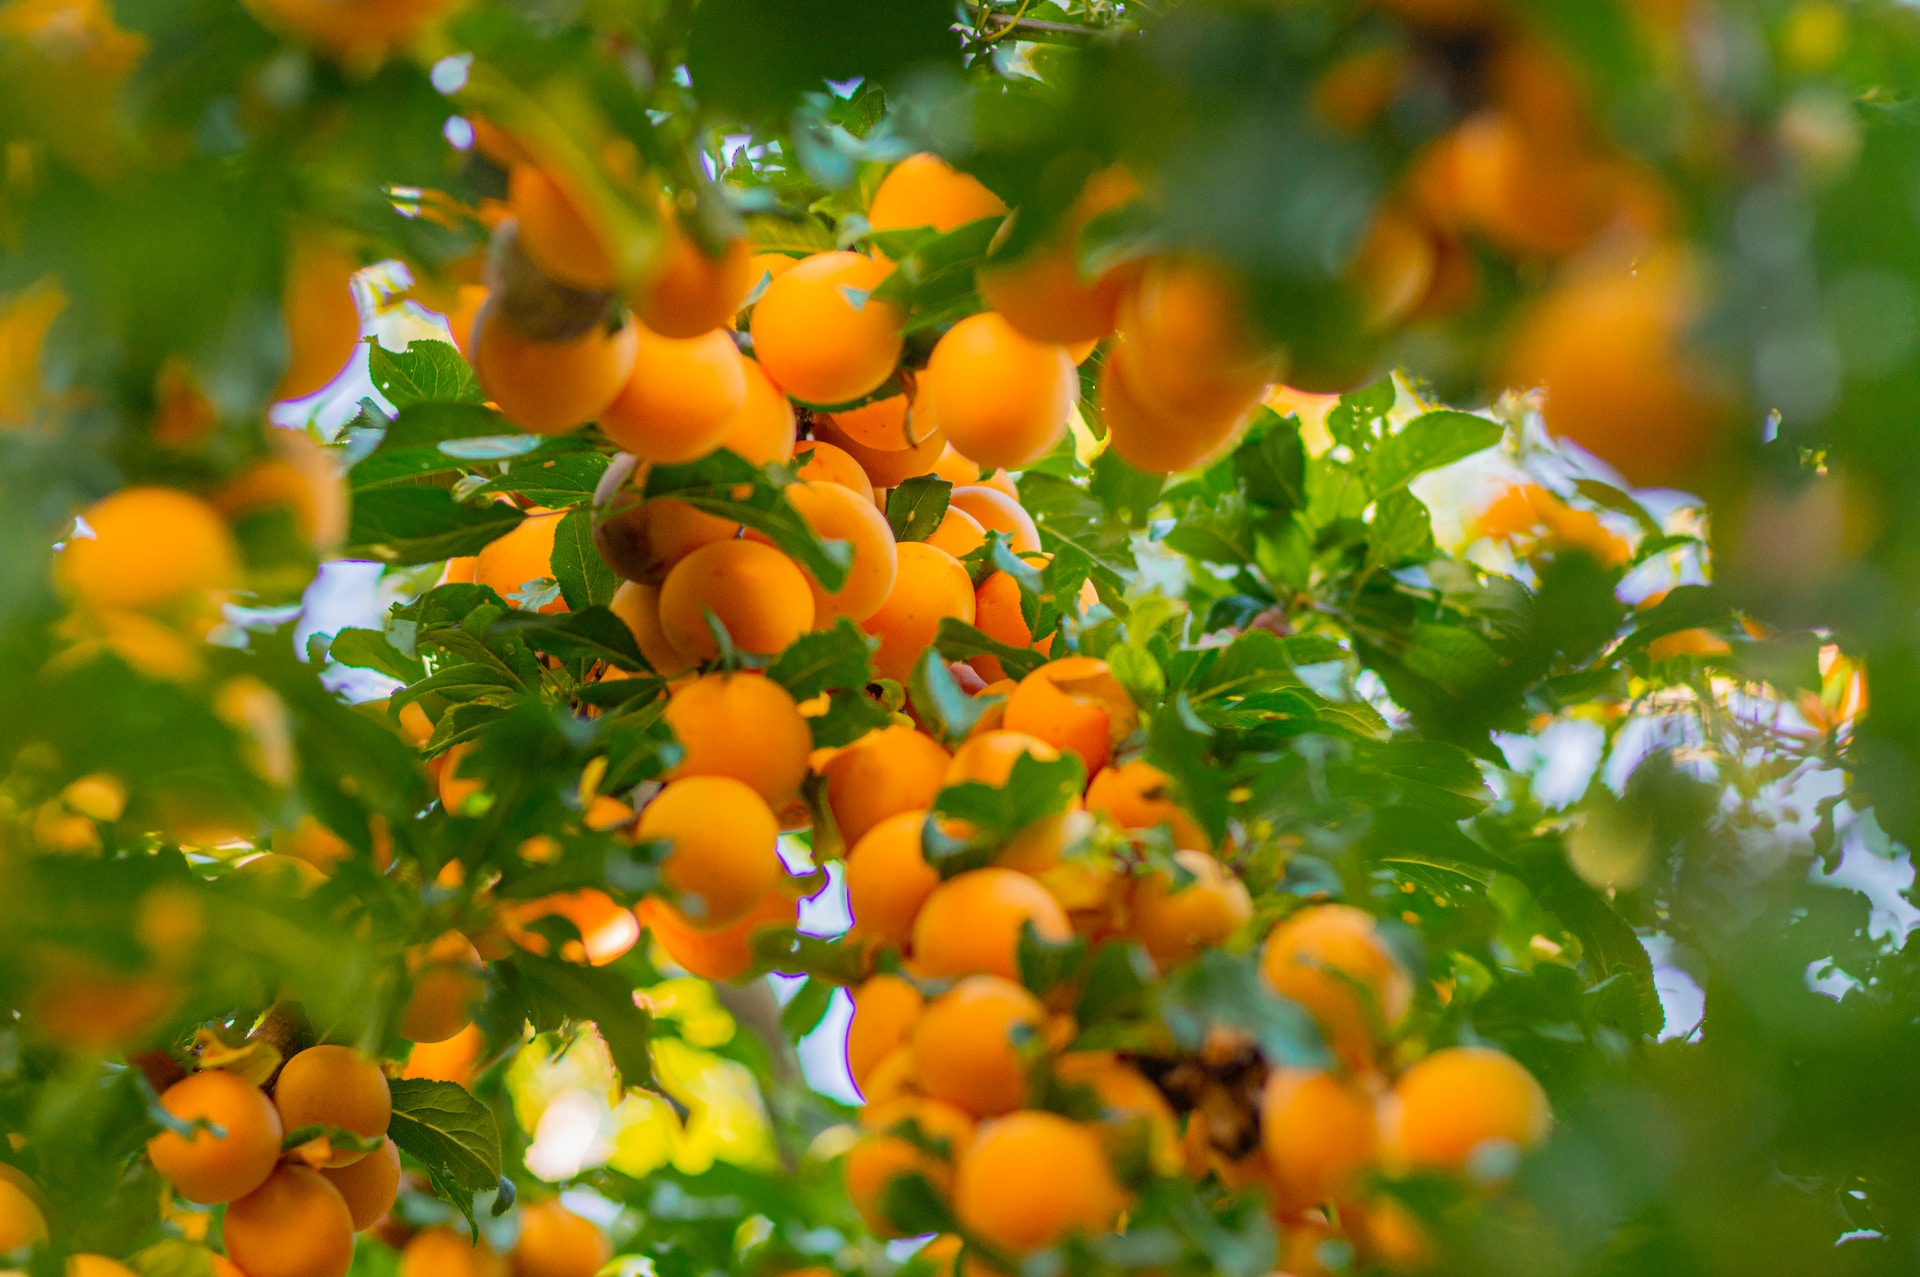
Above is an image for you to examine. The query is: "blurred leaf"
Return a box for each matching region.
[686,0,957,120]
[1158,949,1330,1069]
[345,490,525,565]
[1368,410,1502,494]
[325,628,424,683]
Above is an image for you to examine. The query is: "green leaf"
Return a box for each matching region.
[549,508,618,610]
[1368,410,1503,494]
[644,452,851,591]
[766,617,875,700]
[503,955,655,1090]
[778,978,837,1038]
[1017,918,1088,998]
[929,749,1085,850]
[933,617,1046,682]
[345,490,526,565]
[808,687,895,747]
[128,1241,216,1277]
[382,401,517,449]
[368,338,483,408]
[472,452,612,508]
[887,474,953,542]
[907,648,999,745]
[1366,487,1436,569]
[1233,410,1307,513]
[387,1078,503,1233]
[492,607,648,671]
[1158,949,1331,1070]
[1090,449,1165,528]
[326,628,425,683]
[1020,471,1136,590]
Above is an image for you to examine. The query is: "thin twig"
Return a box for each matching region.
[954,2,1124,39]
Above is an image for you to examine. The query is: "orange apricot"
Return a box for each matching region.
[504,890,640,966]
[511,1199,609,1277]
[1261,1069,1380,1209]
[58,486,239,614]
[664,672,812,808]
[508,165,616,292]
[1384,1046,1550,1172]
[925,506,987,559]
[976,167,1140,344]
[932,444,982,487]
[847,974,925,1093]
[794,439,877,504]
[224,1164,356,1277]
[1259,905,1412,1066]
[278,232,361,402]
[1130,850,1252,969]
[953,1112,1123,1253]
[400,931,484,1043]
[0,1174,47,1248]
[868,154,1007,234]
[717,358,797,464]
[247,0,453,56]
[609,581,697,676]
[470,304,637,435]
[1086,760,1209,850]
[1051,1051,1180,1173]
[214,427,351,554]
[637,887,799,983]
[636,220,757,339]
[829,394,921,451]
[1001,657,1136,776]
[272,1045,391,1168]
[67,1258,137,1277]
[639,775,783,927]
[600,325,748,463]
[822,724,953,849]
[657,538,814,658]
[749,251,902,405]
[403,1022,485,1086]
[319,1136,401,1231]
[1350,204,1438,330]
[969,568,1046,684]
[594,458,742,584]
[911,975,1046,1116]
[1100,339,1252,474]
[921,313,1077,471]
[812,413,949,488]
[475,511,566,612]
[400,1228,503,1277]
[910,867,1072,981]
[752,480,898,623]
[845,810,941,948]
[0,277,65,428]
[945,730,1059,788]
[861,542,977,684]
[147,1069,284,1204]
[947,486,1040,554]
[847,1097,976,1237]
[1116,257,1277,422]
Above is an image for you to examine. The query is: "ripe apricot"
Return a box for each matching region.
[932,444,982,487]
[911,975,1046,1116]
[1117,257,1277,422]
[594,457,741,585]
[403,1022,484,1086]
[976,167,1139,344]
[504,890,640,966]
[0,1174,46,1248]
[1086,760,1209,851]
[664,672,812,808]
[1385,1046,1550,1172]
[509,165,616,292]
[861,542,977,684]
[749,251,902,405]
[471,303,637,438]
[845,810,941,948]
[847,1097,976,1236]
[953,1112,1123,1253]
[811,413,949,489]
[822,724,953,849]
[600,325,748,463]
[0,276,64,428]
[1261,1069,1380,1209]
[476,511,565,612]
[1350,204,1438,331]
[1052,1051,1180,1173]
[224,1164,356,1277]
[868,154,1007,234]
[793,439,877,504]
[272,1045,392,1168]
[911,867,1072,981]
[609,581,697,676]
[946,730,1059,788]
[657,538,814,658]
[847,974,925,1093]
[511,1199,609,1277]
[247,0,452,55]
[59,486,239,614]
[756,480,897,623]
[401,1228,503,1277]
[718,358,797,464]
[947,486,1040,554]
[1501,248,1722,489]
[925,506,987,559]
[214,427,351,553]
[278,232,361,402]
[1002,657,1136,776]
[1259,905,1412,1066]
[1100,340,1251,474]
[1130,850,1252,969]
[1430,112,1625,258]
[400,931,484,1043]
[320,1135,400,1230]
[637,887,798,982]
[829,395,922,451]
[640,775,783,927]
[969,568,1045,683]
[148,1068,285,1203]
[922,313,1077,470]
[636,220,756,339]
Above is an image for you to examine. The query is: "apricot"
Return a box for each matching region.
[1501,248,1722,489]
[664,672,812,808]
[657,538,814,658]
[475,511,565,612]
[922,313,1077,470]
[1385,1046,1550,1172]
[215,427,351,553]
[594,459,741,585]
[749,251,902,405]
[947,486,1040,554]
[401,1228,504,1277]
[976,167,1140,344]
[931,444,982,487]
[511,1199,609,1277]
[1261,1069,1379,1209]
[320,1136,401,1230]
[945,730,1059,788]
[811,413,949,488]
[822,724,953,849]
[0,277,65,428]
[1259,905,1412,1066]
[846,1097,976,1236]
[278,232,361,402]
[828,394,921,451]
[1086,759,1209,851]
[400,931,484,1043]
[953,1112,1123,1253]
[1130,850,1252,969]
[610,581,698,676]
[1051,1051,1180,1173]
[600,325,748,463]
[718,358,797,465]
[639,775,783,927]
[1002,657,1136,776]
[1350,204,1438,330]
[508,165,616,292]
[67,1258,137,1277]
[148,1068,285,1203]
[636,220,757,339]
[272,1045,391,1168]
[847,973,925,1093]
[248,0,452,55]
[637,887,798,982]
[757,480,898,623]
[1100,340,1251,474]
[845,810,941,948]
[58,486,239,614]
[793,439,877,504]
[471,304,637,436]
[1116,257,1277,422]
[224,1164,355,1277]
[0,1174,47,1248]
[969,569,1044,684]
[504,890,640,966]
[911,975,1046,1117]
[911,867,1072,981]
[403,1022,485,1086]
[861,542,977,684]
[868,154,1007,234]
[925,506,987,559]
